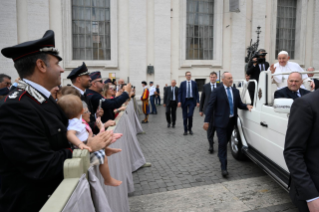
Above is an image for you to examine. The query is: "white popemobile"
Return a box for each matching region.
[230,70,317,191]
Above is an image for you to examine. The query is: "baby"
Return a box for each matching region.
[58,94,122,186]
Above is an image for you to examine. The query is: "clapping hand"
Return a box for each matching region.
[78,143,92,152]
[96,108,104,117]
[104,120,116,128]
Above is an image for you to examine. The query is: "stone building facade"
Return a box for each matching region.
[0,0,318,95]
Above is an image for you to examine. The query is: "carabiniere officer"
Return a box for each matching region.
[0,30,107,212]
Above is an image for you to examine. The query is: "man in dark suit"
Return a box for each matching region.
[199,72,221,154]
[178,71,200,135]
[203,72,252,177]
[0,30,109,212]
[246,49,269,104]
[284,89,319,211]
[275,72,310,100]
[164,79,179,128]
[307,67,319,90]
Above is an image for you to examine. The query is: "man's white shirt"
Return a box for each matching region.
[149,86,156,96]
[23,79,51,98]
[186,80,193,98]
[72,85,85,95]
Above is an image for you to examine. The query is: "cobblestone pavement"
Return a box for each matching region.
[129,105,295,211]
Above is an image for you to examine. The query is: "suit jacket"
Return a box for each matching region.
[199,82,221,114]
[314,79,319,90]
[85,89,129,123]
[204,85,247,128]
[0,88,72,212]
[274,87,310,100]
[164,86,179,106]
[284,90,319,201]
[178,80,199,105]
[246,61,270,82]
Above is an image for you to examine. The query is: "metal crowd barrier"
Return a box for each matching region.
[40,99,145,212]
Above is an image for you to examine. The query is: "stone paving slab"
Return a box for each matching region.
[129,176,292,212]
[129,104,295,211]
[130,105,266,197]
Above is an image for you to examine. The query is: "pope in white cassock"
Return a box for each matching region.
[269,51,314,90]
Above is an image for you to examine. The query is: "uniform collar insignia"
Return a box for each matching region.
[17,80,46,104]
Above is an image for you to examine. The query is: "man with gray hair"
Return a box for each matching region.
[274,72,310,100]
[307,67,319,90]
[163,80,179,128]
[203,72,252,177]
[269,51,314,90]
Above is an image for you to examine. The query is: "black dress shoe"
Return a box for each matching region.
[141,120,149,124]
[189,130,193,135]
[222,170,229,177]
[167,123,170,128]
[209,148,214,154]
[183,132,188,136]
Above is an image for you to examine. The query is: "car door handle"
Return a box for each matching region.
[260,121,268,128]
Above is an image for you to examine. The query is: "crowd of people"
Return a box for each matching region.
[0,30,137,212]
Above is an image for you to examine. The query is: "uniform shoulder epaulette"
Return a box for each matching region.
[4,89,27,103]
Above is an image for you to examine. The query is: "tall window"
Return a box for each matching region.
[186,0,214,60]
[72,0,111,60]
[276,0,297,59]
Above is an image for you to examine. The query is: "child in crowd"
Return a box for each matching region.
[58,94,122,186]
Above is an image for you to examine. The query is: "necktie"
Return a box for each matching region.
[171,87,175,100]
[297,91,301,98]
[211,84,214,92]
[293,91,300,99]
[227,87,234,116]
[187,82,191,98]
[260,64,265,71]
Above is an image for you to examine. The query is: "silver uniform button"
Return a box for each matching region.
[58,128,61,132]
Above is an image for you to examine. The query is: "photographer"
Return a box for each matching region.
[246,49,269,104]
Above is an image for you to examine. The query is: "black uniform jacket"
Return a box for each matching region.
[0,88,72,212]
[81,92,99,133]
[284,90,319,203]
[85,89,129,123]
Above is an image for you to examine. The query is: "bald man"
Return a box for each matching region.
[269,51,314,90]
[274,72,310,100]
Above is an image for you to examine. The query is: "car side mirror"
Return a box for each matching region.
[273,98,294,113]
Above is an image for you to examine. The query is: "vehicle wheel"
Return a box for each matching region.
[230,126,246,160]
